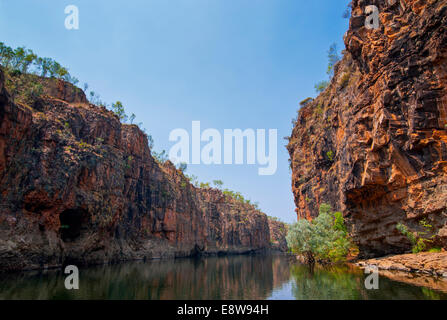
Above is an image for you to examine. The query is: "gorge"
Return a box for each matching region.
[0,67,287,272]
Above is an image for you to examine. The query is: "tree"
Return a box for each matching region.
[112,101,128,122]
[147,134,154,150]
[0,43,14,68]
[12,46,26,71]
[326,43,341,77]
[212,180,224,188]
[314,81,329,93]
[56,66,69,79]
[129,113,136,124]
[178,162,187,172]
[199,182,210,189]
[21,49,37,73]
[286,203,352,264]
[314,43,341,93]
[186,174,198,186]
[48,60,62,77]
[153,150,168,163]
[36,57,53,77]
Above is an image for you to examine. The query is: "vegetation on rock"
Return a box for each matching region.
[286,203,353,264]
[396,219,439,254]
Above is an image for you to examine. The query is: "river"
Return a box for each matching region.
[0,255,446,300]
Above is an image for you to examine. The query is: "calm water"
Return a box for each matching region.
[0,255,446,300]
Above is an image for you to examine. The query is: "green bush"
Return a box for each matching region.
[396,219,436,253]
[286,203,352,263]
[314,81,329,94]
[338,71,351,89]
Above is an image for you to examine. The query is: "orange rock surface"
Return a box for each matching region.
[287,0,447,257]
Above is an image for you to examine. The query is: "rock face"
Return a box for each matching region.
[288,0,447,257]
[0,68,287,272]
[356,251,447,278]
[268,219,289,252]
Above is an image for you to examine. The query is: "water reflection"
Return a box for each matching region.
[0,255,445,300]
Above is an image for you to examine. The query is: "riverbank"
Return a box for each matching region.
[356,252,447,278]
[355,252,447,293]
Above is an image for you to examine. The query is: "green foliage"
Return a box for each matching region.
[299,97,313,107]
[396,219,436,254]
[25,81,43,100]
[314,103,324,116]
[223,189,244,202]
[314,81,329,94]
[326,43,340,77]
[212,180,224,188]
[185,174,198,186]
[124,155,133,170]
[314,43,341,94]
[333,211,347,234]
[326,150,334,162]
[199,182,211,189]
[338,71,351,89]
[153,150,168,164]
[1,42,162,169]
[112,101,127,121]
[286,203,353,263]
[177,162,187,172]
[147,134,154,150]
[0,42,78,85]
[129,113,136,124]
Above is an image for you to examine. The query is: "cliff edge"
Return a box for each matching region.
[0,68,287,271]
[288,0,447,257]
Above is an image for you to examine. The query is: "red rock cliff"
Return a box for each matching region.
[287,0,447,257]
[0,68,287,271]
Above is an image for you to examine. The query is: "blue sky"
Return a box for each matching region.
[0,0,350,223]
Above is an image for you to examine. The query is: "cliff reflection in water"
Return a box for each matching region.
[0,255,291,300]
[0,255,446,300]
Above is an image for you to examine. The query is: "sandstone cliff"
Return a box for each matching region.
[0,68,287,272]
[288,0,447,257]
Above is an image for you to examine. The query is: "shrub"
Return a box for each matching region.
[299,97,313,107]
[338,71,351,89]
[177,162,187,172]
[212,180,224,188]
[314,81,329,94]
[112,101,127,121]
[286,203,352,263]
[314,43,341,94]
[199,182,210,189]
[153,150,168,164]
[185,174,198,186]
[326,150,334,162]
[326,43,341,77]
[396,219,436,253]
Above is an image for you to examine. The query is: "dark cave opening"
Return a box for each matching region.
[59,208,87,242]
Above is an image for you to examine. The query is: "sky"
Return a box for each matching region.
[0,0,350,223]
